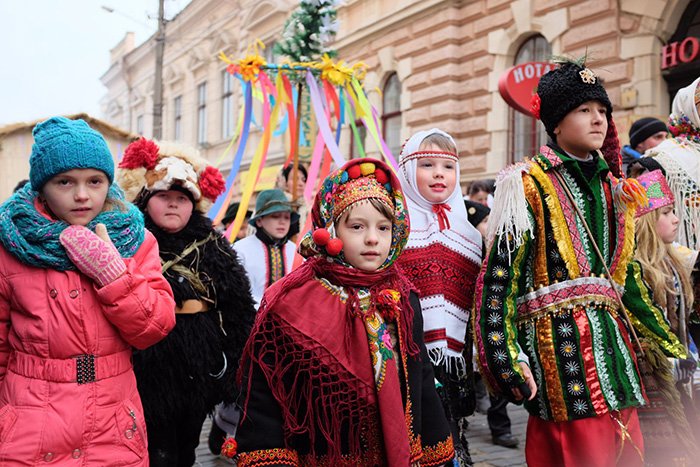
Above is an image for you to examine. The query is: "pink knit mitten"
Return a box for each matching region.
[59,224,126,288]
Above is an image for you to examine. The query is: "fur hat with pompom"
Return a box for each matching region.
[117,137,225,213]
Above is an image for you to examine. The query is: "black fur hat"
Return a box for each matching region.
[533,59,622,177]
[536,61,612,140]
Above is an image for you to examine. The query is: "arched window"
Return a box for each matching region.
[509,35,551,162]
[382,73,402,158]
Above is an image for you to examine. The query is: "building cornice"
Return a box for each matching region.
[334,0,451,51]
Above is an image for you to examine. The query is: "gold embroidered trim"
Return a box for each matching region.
[537,314,568,421]
[529,163,581,279]
[523,174,549,286]
[237,448,300,467]
[420,436,455,467]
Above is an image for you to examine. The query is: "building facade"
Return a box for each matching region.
[100,0,700,189]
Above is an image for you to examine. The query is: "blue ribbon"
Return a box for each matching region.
[208,82,253,219]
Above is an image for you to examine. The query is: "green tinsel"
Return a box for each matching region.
[274,0,340,62]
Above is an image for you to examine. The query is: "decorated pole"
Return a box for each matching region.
[275,0,340,204]
[291,83,304,203]
[210,1,400,245]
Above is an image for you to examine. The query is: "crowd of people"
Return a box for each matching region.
[0,57,699,467]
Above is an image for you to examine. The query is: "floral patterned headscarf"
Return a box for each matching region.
[300,157,409,270]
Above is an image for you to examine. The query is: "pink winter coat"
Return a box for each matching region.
[0,231,175,466]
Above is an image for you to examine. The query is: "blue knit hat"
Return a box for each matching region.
[29,116,115,190]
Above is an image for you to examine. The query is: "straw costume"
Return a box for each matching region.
[117,138,256,467]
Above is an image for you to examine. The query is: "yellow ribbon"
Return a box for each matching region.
[227,73,288,242]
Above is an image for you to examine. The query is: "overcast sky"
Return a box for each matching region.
[0,0,191,126]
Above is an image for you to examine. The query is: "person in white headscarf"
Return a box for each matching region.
[396,128,483,465]
[647,76,700,249]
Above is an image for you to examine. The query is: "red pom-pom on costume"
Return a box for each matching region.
[119,137,160,170]
[312,228,331,246]
[220,436,237,458]
[326,238,343,256]
[530,93,541,119]
[374,168,389,185]
[199,166,226,200]
[347,165,362,179]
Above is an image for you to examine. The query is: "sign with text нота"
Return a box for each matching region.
[498,61,555,116]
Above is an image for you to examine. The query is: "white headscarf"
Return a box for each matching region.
[398,129,474,234]
[648,77,700,249]
[672,76,700,127]
[397,128,483,372]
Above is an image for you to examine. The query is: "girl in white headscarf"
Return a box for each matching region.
[397,128,483,465]
[647,76,700,249]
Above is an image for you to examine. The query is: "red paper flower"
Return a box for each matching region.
[375,289,401,322]
[119,137,160,170]
[199,166,226,200]
[220,436,237,458]
[530,93,541,119]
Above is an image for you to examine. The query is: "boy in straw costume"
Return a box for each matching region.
[473,59,686,466]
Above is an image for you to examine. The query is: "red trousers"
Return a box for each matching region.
[525,408,644,467]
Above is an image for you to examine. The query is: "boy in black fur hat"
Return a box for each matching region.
[117,138,256,467]
[474,60,686,466]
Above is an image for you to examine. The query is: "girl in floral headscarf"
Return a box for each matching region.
[234,158,454,467]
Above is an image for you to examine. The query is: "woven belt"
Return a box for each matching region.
[516,276,621,323]
[8,349,133,384]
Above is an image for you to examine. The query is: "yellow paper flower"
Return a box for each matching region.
[237,53,267,82]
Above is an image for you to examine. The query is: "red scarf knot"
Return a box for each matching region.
[432,203,452,231]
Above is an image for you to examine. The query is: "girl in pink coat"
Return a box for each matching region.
[0,116,176,466]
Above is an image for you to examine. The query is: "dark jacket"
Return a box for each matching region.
[134,213,256,422]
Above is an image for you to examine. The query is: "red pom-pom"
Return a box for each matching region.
[347,165,362,179]
[530,93,541,119]
[199,166,226,200]
[220,436,238,458]
[312,228,330,246]
[326,238,343,256]
[374,168,389,185]
[119,137,160,170]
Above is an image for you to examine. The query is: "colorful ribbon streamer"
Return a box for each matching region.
[209,81,254,223]
[306,70,345,167]
[224,72,288,241]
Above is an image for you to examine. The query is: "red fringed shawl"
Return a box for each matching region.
[238,256,420,464]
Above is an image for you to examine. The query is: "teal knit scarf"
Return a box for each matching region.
[0,184,145,271]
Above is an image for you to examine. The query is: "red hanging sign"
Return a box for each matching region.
[498,61,555,116]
